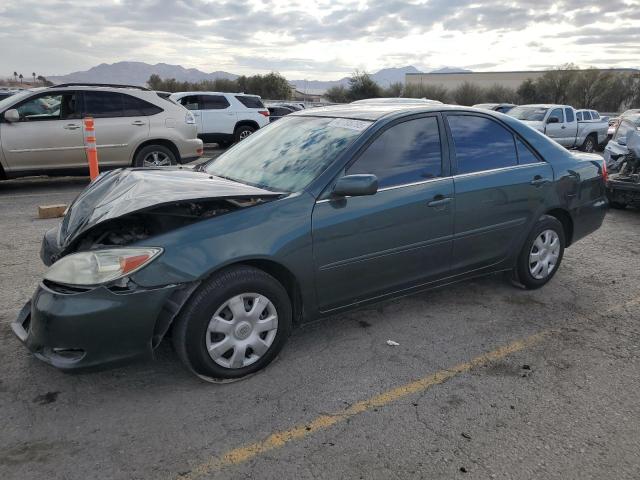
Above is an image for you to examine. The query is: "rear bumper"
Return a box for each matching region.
[178,138,204,164]
[11,281,180,372]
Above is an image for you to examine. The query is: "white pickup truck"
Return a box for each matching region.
[508,104,608,153]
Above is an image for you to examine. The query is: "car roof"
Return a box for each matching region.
[170,91,261,97]
[517,104,570,109]
[294,103,492,121]
[622,114,640,125]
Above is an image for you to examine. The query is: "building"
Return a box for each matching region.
[406,68,639,91]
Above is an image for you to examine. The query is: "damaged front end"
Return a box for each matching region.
[16,167,285,371]
[607,130,640,207]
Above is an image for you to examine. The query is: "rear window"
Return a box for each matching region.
[235,95,264,109]
[123,95,162,116]
[565,108,575,122]
[583,111,592,121]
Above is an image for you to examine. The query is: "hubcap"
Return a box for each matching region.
[205,293,278,369]
[529,229,560,280]
[142,151,171,167]
[585,139,594,152]
[239,129,252,140]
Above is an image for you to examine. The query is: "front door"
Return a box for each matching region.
[1,91,85,172]
[312,115,454,312]
[445,113,554,273]
[544,108,568,146]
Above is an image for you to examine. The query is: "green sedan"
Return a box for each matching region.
[13,104,608,381]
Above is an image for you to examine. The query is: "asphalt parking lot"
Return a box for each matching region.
[1,164,639,479]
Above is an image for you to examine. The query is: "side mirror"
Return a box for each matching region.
[547,117,560,124]
[4,109,20,123]
[333,174,378,197]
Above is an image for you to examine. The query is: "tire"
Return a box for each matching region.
[515,215,565,290]
[581,134,597,153]
[172,265,292,381]
[234,125,256,143]
[133,144,177,168]
[609,201,627,210]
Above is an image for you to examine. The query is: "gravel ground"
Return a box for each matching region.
[0,171,639,480]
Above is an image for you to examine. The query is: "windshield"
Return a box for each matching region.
[0,90,33,111]
[508,106,549,121]
[204,116,371,192]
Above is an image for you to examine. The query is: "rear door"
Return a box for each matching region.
[1,91,85,172]
[199,94,235,135]
[564,107,578,147]
[82,91,152,167]
[312,115,454,311]
[445,113,554,274]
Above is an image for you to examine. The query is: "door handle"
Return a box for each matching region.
[530,176,550,187]
[561,125,566,129]
[63,124,80,130]
[131,121,146,126]
[427,196,452,208]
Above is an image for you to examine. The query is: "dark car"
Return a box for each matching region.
[267,105,295,122]
[12,104,608,381]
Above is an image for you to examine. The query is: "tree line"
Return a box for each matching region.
[325,65,640,112]
[147,72,292,100]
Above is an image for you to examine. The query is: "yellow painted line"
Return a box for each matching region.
[177,331,548,479]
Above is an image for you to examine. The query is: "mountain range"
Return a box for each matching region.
[47,61,470,93]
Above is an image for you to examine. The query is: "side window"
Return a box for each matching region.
[347,117,442,188]
[84,91,124,118]
[515,137,540,165]
[447,115,517,174]
[235,95,265,109]
[202,95,230,110]
[591,111,600,119]
[565,108,575,122]
[16,93,78,121]
[549,108,564,123]
[576,112,583,121]
[179,95,201,110]
[122,95,163,116]
[614,121,633,141]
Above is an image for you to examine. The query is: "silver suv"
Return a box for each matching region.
[0,84,203,179]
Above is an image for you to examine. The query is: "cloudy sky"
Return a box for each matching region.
[1,0,639,80]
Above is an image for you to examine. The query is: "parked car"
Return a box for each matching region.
[508,104,608,153]
[12,104,607,381]
[267,105,295,122]
[169,91,269,147]
[604,114,640,171]
[0,84,203,179]
[472,103,517,113]
[351,97,443,105]
[0,90,15,101]
[606,127,640,209]
[269,102,302,111]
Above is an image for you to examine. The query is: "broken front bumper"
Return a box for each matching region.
[11,281,181,371]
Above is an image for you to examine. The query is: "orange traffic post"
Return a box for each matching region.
[83,117,100,180]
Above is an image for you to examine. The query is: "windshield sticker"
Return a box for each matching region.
[328,118,371,131]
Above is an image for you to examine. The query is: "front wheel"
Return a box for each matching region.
[515,215,565,289]
[172,266,292,382]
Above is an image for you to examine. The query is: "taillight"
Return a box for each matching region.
[602,160,608,183]
[258,110,269,117]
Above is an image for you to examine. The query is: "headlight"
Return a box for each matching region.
[44,248,162,286]
[185,112,195,124]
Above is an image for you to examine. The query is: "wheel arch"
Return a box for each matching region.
[545,207,574,246]
[234,120,260,132]
[131,139,181,166]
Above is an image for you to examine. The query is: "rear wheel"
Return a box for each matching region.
[234,125,256,143]
[133,145,177,168]
[172,266,292,382]
[515,215,565,289]
[581,134,597,153]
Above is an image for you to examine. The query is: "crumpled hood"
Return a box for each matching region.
[520,120,545,132]
[60,167,282,247]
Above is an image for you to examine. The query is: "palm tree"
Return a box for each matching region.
[13,71,17,82]
[19,73,23,83]
[32,72,36,84]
